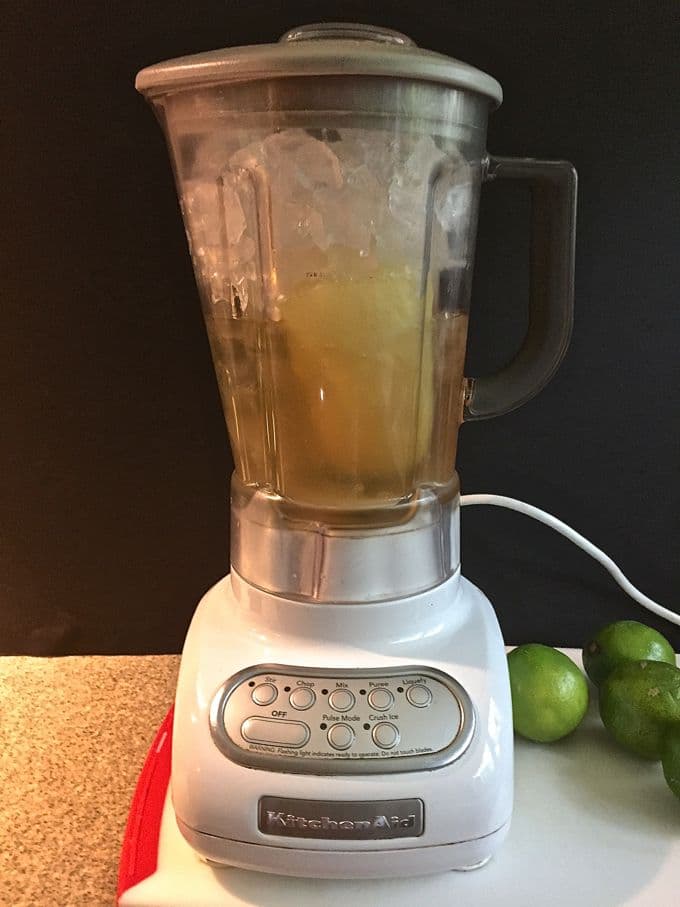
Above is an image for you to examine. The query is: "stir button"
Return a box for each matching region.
[328,689,355,712]
[289,687,316,710]
[406,684,432,708]
[367,688,394,711]
[327,723,354,751]
[251,682,278,706]
[372,722,400,750]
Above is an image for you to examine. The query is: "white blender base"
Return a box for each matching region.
[117,705,508,906]
[121,787,508,906]
[167,571,512,880]
[177,815,508,878]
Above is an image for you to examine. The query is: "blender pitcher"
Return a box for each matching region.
[137,23,576,603]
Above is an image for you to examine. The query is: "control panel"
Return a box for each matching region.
[210,664,475,775]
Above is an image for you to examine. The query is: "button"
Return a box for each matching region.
[251,682,278,706]
[241,717,310,747]
[327,723,354,750]
[372,722,400,749]
[289,687,316,710]
[367,688,394,711]
[406,684,432,708]
[328,689,355,712]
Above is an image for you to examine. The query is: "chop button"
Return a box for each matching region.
[327,723,355,751]
[241,717,310,747]
[289,687,316,710]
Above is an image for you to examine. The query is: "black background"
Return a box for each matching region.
[2,1,678,655]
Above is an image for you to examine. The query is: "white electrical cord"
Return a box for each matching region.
[460,494,680,627]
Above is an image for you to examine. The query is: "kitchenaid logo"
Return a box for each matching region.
[259,797,424,839]
[265,811,416,832]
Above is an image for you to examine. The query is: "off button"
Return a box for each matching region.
[241,717,310,748]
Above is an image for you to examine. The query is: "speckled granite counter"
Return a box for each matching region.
[0,656,180,907]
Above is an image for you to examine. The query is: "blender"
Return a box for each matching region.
[132,23,576,881]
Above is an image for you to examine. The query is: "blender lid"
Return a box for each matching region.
[135,22,502,106]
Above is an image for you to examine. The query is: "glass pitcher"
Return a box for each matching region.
[137,24,576,602]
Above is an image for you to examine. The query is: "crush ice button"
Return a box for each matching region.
[372,722,400,749]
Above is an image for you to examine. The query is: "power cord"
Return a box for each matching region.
[460,494,680,627]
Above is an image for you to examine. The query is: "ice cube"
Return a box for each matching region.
[388,136,445,232]
[290,132,343,192]
[305,207,327,250]
[218,179,247,245]
[404,136,445,181]
[231,129,342,192]
[229,129,344,252]
[182,177,244,247]
[230,235,256,270]
[191,130,232,178]
[358,133,400,187]
[334,133,367,173]
[313,163,383,251]
[434,181,473,232]
[182,179,222,246]
[279,202,327,250]
[186,127,476,276]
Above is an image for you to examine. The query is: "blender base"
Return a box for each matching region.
[117,708,509,905]
[149,571,513,881]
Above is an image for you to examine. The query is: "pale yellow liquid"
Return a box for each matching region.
[205,269,468,519]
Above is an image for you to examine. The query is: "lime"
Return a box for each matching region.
[599,659,680,760]
[583,620,675,687]
[661,725,680,800]
[507,644,589,743]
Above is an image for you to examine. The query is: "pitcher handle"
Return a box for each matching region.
[463,156,577,421]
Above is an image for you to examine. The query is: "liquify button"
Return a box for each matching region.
[241,717,310,748]
[406,684,432,708]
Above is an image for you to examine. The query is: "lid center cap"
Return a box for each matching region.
[280,23,415,47]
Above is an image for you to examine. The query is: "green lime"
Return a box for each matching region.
[507,644,589,743]
[599,659,680,760]
[661,725,680,800]
[583,620,675,687]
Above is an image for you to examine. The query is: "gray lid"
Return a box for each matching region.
[135,22,502,107]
